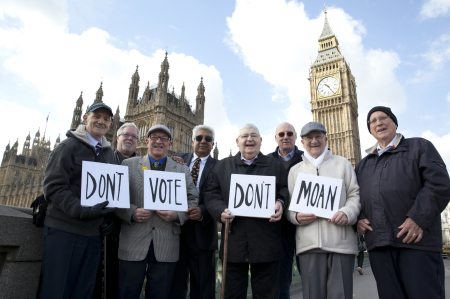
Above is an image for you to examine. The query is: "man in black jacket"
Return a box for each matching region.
[356,106,450,299]
[269,122,303,299]
[172,124,218,299]
[42,102,116,298]
[204,123,289,299]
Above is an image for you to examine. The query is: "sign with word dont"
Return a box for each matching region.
[228,174,276,218]
[144,170,188,211]
[289,173,342,219]
[81,161,130,208]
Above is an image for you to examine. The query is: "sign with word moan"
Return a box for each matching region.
[228,174,276,218]
[81,161,130,208]
[289,173,343,219]
[144,170,188,211]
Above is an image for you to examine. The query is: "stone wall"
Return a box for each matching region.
[0,205,42,298]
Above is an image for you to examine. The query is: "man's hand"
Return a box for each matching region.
[187,207,202,221]
[156,210,178,222]
[220,208,234,224]
[270,201,283,222]
[357,218,373,235]
[397,218,424,244]
[295,212,317,225]
[133,208,152,223]
[330,211,348,225]
[80,201,114,220]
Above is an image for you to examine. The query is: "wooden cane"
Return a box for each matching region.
[220,218,231,299]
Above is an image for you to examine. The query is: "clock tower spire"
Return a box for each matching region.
[309,10,361,166]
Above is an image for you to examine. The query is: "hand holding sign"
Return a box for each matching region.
[330,211,348,225]
[133,208,152,223]
[295,212,317,225]
[156,210,178,222]
[269,201,283,222]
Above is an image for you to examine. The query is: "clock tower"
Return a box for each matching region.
[309,11,361,166]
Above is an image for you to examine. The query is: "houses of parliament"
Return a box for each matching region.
[0,52,211,208]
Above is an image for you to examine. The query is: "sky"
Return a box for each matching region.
[1,0,450,165]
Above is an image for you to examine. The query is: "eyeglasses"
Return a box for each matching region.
[239,133,260,140]
[195,135,213,142]
[302,134,325,142]
[368,115,390,126]
[149,135,171,142]
[277,131,294,138]
[119,133,139,140]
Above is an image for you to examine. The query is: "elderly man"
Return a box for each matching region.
[270,122,303,299]
[117,124,199,299]
[287,121,360,299]
[42,102,116,298]
[172,125,218,299]
[115,122,139,163]
[99,122,140,299]
[356,106,450,299]
[204,123,288,299]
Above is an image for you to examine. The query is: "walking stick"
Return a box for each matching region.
[220,218,231,299]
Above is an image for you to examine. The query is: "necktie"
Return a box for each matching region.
[191,158,201,186]
[95,143,102,156]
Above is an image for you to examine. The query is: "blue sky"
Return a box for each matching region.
[1,0,450,164]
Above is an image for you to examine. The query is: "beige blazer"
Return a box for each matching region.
[117,156,199,262]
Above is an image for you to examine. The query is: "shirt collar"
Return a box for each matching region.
[278,147,295,161]
[240,154,258,165]
[86,132,101,148]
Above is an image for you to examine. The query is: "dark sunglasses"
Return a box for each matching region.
[278,131,294,138]
[195,135,213,142]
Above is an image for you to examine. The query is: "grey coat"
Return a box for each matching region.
[117,155,199,262]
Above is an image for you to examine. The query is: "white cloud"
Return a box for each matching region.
[226,1,406,155]
[420,0,450,19]
[447,91,450,103]
[0,1,237,158]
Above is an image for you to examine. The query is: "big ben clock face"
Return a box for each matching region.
[317,76,340,97]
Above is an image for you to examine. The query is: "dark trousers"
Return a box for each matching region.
[369,246,445,299]
[279,233,300,299]
[356,250,364,268]
[41,226,101,299]
[118,242,176,299]
[225,261,280,299]
[171,246,216,299]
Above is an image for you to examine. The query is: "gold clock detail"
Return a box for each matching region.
[317,76,340,97]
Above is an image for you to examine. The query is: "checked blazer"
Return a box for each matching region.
[117,155,199,262]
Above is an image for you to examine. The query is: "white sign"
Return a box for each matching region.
[289,173,342,219]
[81,161,130,208]
[143,170,188,211]
[228,174,276,218]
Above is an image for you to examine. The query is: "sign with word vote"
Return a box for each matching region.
[228,174,276,218]
[288,173,342,219]
[144,170,188,211]
[81,161,130,208]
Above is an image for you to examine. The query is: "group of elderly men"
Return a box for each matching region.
[40,101,450,299]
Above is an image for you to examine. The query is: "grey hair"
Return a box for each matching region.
[239,123,260,136]
[192,125,215,141]
[116,122,139,137]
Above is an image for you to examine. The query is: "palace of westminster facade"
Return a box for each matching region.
[1,13,449,243]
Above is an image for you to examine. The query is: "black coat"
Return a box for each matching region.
[356,137,450,252]
[180,153,218,251]
[269,146,304,239]
[203,153,289,263]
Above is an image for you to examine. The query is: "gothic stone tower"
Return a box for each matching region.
[309,11,361,166]
[125,52,205,155]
